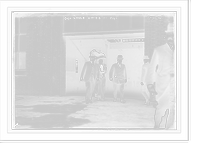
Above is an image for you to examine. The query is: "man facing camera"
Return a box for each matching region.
[109,55,127,103]
[80,55,97,103]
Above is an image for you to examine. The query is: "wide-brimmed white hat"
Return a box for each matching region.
[97,53,106,59]
[89,50,99,58]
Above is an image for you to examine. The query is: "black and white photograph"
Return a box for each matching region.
[0,0,190,143]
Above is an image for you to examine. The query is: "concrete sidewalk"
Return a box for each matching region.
[14,95,156,130]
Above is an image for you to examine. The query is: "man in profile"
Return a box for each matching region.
[146,19,175,129]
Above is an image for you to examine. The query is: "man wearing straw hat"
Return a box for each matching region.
[80,50,98,104]
[109,55,127,103]
[146,17,175,129]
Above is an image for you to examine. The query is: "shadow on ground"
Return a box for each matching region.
[15,103,90,129]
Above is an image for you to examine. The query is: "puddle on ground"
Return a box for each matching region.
[15,103,90,129]
[34,104,86,113]
[16,103,86,114]
[15,114,90,130]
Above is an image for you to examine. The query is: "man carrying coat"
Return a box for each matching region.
[80,55,98,103]
[146,23,175,129]
[109,55,127,103]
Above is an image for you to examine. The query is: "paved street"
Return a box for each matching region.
[15,95,156,130]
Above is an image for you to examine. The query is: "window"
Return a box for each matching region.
[15,18,27,71]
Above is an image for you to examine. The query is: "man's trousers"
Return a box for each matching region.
[154,75,175,129]
[113,83,124,101]
[97,77,106,100]
[85,77,96,102]
[141,84,150,104]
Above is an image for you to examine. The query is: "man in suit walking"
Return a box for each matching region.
[140,55,150,105]
[109,55,127,103]
[146,23,175,129]
[80,55,97,103]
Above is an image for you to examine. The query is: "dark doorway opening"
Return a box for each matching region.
[66,33,144,95]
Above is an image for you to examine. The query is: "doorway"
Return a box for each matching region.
[64,33,145,95]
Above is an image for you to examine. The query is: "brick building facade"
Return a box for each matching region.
[13,14,174,95]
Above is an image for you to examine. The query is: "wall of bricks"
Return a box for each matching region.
[15,16,65,95]
[145,16,173,59]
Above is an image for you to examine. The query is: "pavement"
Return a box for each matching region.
[14,95,157,130]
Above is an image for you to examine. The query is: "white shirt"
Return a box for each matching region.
[117,62,122,69]
[100,64,104,72]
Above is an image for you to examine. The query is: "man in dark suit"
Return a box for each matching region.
[146,23,175,129]
[140,55,150,105]
[109,55,127,103]
[80,55,97,103]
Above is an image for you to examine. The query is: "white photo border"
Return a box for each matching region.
[0,0,190,142]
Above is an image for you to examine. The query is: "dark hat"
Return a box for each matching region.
[165,23,174,32]
[143,55,149,59]
[117,55,123,59]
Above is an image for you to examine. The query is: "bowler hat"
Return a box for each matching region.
[117,55,123,59]
[165,23,174,32]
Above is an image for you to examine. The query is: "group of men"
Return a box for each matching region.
[80,23,176,129]
[80,50,127,104]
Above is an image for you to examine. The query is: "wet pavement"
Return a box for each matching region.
[14,96,156,130]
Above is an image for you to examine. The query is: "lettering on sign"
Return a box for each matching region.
[64,16,118,21]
